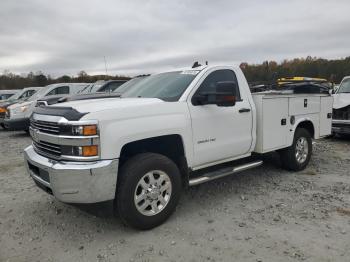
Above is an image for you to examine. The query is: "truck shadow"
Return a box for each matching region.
[8,131,29,138]
[331,134,350,141]
[70,201,115,218]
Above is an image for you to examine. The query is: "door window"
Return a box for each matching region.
[195,69,241,100]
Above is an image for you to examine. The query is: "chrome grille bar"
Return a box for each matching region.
[30,120,60,134]
[33,141,61,155]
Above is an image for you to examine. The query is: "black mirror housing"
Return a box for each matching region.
[193,81,237,107]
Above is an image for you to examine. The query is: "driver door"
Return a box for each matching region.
[188,69,253,168]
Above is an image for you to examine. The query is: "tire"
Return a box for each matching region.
[115,153,182,230]
[279,128,312,171]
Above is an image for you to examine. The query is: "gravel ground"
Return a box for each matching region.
[0,130,349,262]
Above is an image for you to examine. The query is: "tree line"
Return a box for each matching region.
[0,70,130,90]
[1,56,350,90]
[240,56,350,86]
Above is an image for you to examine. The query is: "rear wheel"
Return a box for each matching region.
[116,153,182,230]
[279,128,312,171]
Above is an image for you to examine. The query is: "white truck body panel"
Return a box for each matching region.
[253,93,333,153]
[184,66,256,169]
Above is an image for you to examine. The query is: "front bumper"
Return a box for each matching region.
[24,145,119,203]
[332,119,350,134]
[4,117,30,131]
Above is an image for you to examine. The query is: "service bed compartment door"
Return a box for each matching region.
[319,96,333,136]
[289,97,320,115]
[262,98,289,151]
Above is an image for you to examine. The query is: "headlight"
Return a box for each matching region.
[20,105,29,112]
[72,125,98,136]
[61,145,98,157]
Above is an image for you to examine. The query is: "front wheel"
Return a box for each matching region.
[115,153,182,230]
[279,128,312,171]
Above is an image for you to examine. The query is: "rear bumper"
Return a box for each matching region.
[24,145,119,203]
[4,117,30,131]
[332,119,350,134]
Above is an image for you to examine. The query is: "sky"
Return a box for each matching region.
[0,0,349,77]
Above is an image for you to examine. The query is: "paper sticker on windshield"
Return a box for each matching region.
[181,70,200,75]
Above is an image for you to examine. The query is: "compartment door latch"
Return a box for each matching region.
[304,99,308,108]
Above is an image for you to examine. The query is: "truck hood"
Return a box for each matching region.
[333,93,350,109]
[53,97,164,114]
[7,100,34,110]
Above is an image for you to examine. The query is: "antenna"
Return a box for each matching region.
[103,56,108,77]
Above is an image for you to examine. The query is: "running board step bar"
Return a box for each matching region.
[189,160,263,186]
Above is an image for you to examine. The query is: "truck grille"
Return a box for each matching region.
[33,140,61,158]
[333,106,350,120]
[30,119,60,135]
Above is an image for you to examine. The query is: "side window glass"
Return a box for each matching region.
[27,90,35,97]
[18,91,28,99]
[46,89,56,96]
[196,69,241,100]
[56,86,69,94]
[109,82,123,91]
[46,86,69,96]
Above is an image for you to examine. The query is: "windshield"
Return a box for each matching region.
[114,77,147,94]
[27,85,52,101]
[338,78,350,93]
[121,71,199,101]
[10,89,38,102]
[5,90,24,101]
[78,83,104,94]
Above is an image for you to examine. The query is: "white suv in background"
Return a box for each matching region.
[4,83,88,131]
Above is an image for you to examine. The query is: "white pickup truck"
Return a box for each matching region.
[24,65,333,229]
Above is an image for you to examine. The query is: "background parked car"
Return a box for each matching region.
[37,77,147,106]
[78,80,127,94]
[35,80,127,106]
[4,83,88,131]
[0,89,20,101]
[0,87,41,129]
[332,76,350,135]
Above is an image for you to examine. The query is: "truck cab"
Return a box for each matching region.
[24,65,332,229]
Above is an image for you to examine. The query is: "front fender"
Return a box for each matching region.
[84,104,194,166]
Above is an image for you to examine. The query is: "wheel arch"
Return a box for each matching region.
[119,134,189,186]
[295,120,315,138]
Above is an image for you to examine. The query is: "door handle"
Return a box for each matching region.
[239,108,251,113]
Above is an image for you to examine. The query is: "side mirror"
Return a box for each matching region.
[193,81,237,107]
